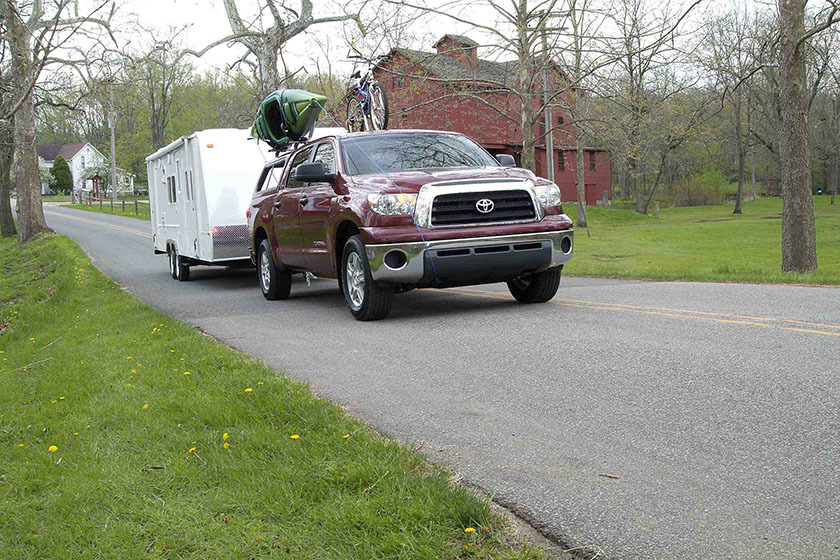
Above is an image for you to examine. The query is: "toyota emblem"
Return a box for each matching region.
[476,198,494,213]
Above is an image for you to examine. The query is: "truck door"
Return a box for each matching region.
[271,146,311,270]
[300,140,338,274]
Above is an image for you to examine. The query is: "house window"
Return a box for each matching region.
[589,152,596,171]
[557,116,564,126]
[167,176,176,203]
[557,150,564,171]
[81,155,86,167]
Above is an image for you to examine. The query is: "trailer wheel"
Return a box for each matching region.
[258,239,291,300]
[168,248,177,279]
[177,256,191,282]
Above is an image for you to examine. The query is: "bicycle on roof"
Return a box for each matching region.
[344,54,389,132]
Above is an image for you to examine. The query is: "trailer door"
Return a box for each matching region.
[180,144,200,258]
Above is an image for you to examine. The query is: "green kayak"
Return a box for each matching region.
[251,89,328,150]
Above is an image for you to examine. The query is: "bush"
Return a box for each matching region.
[666,169,726,207]
[50,155,73,194]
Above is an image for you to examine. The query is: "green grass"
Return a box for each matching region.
[66,201,150,220]
[564,195,840,285]
[0,234,539,559]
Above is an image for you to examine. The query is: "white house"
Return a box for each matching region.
[37,142,135,196]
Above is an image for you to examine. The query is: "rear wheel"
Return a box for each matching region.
[346,97,365,132]
[257,239,291,300]
[342,235,393,321]
[177,256,190,282]
[168,247,177,279]
[507,267,562,303]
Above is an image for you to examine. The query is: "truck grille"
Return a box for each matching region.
[430,190,536,227]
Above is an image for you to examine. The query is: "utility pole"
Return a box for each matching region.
[541,17,555,184]
[109,81,118,201]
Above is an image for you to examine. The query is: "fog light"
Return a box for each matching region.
[560,236,572,255]
[384,250,408,270]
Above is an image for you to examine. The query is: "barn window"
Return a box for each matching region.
[557,150,565,171]
[589,151,596,171]
[557,116,564,126]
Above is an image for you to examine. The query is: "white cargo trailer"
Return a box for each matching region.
[146,128,273,281]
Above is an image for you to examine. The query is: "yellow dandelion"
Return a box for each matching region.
[179,358,185,362]
[18,443,24,448]
[73,432,79,436]
[192,441,196,445]
[257,381,264,386]
[342,434,351,439]
[2,357,6,361]
[222,433,229,441]
[223,442,230,449]
[59,396,65,400]
[48,445,58,453]
[256,536,262,543]
[0,350,4,354]
[290,434,300,440]
[131,369,137,374]
[159,323,164,327]
[141,403,149,410]
[184,371,191,376]
[29,337,35,342]
[169,350,175,353]
[127,356,132,360]
[51,399,57,404]
[464,527,475,534]
[244,387,253,393]
[187,446,196,453]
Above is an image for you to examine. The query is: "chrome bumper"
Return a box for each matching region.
[366,230,574,284]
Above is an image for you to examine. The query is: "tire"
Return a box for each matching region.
[342,235,394,321]
[257,239,291,300]
[177,256,190,282]
[368,83,389,130]
[168,247,177,279]
[346,97,364,132]
[507,267,562,303]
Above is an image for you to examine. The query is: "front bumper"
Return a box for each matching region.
[366,229,573,288]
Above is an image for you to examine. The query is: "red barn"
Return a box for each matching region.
[373,34,611,205]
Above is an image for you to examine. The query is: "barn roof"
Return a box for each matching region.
[390,47,520,88]
[433,34,479,48]
[37,143,86,162]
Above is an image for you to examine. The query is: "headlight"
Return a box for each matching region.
[368,193,417,216]
[534,184,561,208]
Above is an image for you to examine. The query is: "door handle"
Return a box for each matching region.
[299,197,308,206]
[273,200,283,208]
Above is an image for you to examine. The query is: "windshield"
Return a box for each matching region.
[340,133,499,175]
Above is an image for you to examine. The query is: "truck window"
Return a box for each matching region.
[256,159,287,193]
[286,147,313,190]
[313,142,336,174]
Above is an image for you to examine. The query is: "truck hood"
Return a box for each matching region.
[347,166,551,194]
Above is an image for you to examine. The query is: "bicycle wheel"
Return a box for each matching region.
[346,97,365,132]
[368,83,389,130]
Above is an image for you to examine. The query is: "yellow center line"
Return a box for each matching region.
[445,287,840,338]
[45,209,152,239]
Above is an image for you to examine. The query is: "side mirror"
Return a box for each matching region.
[496,154,516,167]
[294,162,335,184]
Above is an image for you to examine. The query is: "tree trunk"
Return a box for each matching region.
[778,0,817,272]
[829,154,837,205]
[576,140,586,227]
[734,90,744,214]
[6,2,50,242]
[257,42,281,99]
[0,120,15,237]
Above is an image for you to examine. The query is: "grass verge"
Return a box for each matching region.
[564,196,840,285]
[65,202,150,220]
[0,234,539,559]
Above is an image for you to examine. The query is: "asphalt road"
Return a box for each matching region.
[44,205,840,559]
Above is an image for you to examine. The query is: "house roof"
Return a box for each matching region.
[433,34,479,48]
[37,143,86,162]
[390,47,520,88]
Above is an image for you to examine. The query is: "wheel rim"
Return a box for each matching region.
[260,249,271,291]
[174,252,179,277]
[345,252,365,310]
[169,251,174,275]
[371,88,386,130]
[347,100,364,132]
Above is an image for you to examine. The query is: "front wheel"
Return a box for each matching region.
[368,83,389,130]
[342,235,394,321]
[257,239,291,300]
[507,267,562,303]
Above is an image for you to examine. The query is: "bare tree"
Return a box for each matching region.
[777,0,839,273]
[0,0,115,242]
[185,0,363,99]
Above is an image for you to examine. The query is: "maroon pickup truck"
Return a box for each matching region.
[248,130,574,320]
